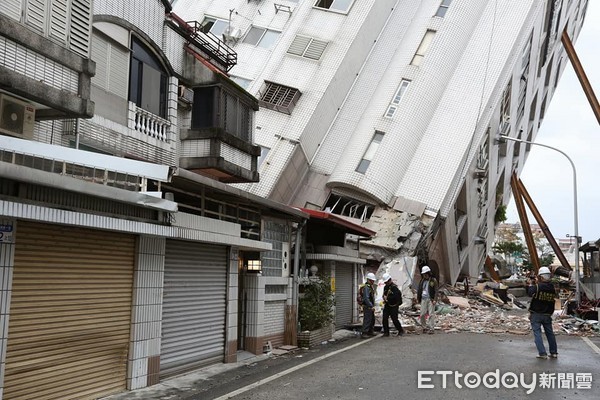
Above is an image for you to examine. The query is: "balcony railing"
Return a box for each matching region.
[131,105,171,142]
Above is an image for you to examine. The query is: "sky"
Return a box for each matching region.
[505,0,600,244]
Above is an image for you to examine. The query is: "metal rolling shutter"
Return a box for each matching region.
[5,221,135,400]
[335,263,353,328]
[161,240,227,377]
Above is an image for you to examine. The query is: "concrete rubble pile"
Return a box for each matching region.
[399,284,600,337]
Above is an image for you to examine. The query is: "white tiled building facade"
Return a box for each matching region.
[174,0,588,283]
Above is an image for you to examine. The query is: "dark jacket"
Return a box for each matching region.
[416,277,438,302]
[528,282,556,315]
[362,282,376,308]
[383,282,402,308]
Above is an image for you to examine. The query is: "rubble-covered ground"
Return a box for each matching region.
[390,283,600,337]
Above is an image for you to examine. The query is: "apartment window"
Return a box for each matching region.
[385,80,410,118]
[287,35,328,60]
[410,30,436,66]
[314,0,354,13]
[259,82,301,114]
[356,131,384,174]
[435,0,452,17]
[500,81,511,123]
[129,37,168,118]
[200,17,229,37]
[243,26,280,48]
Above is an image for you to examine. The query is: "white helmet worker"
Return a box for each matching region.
[538,267,551,276]
[366,272,377,281]
[382,273,392,282]
[421,266,431,274]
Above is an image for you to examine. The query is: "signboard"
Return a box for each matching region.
[0,224,14,243]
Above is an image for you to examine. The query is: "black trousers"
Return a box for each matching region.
[383,305,404,334]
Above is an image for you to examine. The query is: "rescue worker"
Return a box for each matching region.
[361,272,377,338]
[382,273,405,337]
[527,266,558,359]
[416,265,438,334]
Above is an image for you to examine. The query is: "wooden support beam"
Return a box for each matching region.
[516,178,572,270]
[510,172,540,273]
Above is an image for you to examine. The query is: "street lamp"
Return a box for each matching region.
[499,135,580,306]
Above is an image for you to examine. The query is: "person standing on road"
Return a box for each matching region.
[382,273,405,337]
[527,266,558,359]
[416,265,438,334]
[361,273,377,338]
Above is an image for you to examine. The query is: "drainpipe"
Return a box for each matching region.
[292,220,306,328]
[74,118,80,149]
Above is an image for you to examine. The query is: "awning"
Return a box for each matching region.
[298,208,375,237]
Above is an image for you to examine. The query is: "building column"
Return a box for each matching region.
[224,247,239,363]
[127,236,166,389]
[0,219,16,400]
[244,274,265,355]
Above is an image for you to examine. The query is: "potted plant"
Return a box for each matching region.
[297,275,335,348]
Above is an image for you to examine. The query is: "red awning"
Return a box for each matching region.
[298,208,375,237]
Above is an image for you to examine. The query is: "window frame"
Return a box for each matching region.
[313,0,355,14]
[434,0,452,18]
[128,36,168,118]
[259,81,302,114]
[200,16,229,38]
[410,30,436,66]
[356,131,385,174]
[243,26,281,48]
[384,79,411,118]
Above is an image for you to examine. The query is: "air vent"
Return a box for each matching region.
[0,94,35,140]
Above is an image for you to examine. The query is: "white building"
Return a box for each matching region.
[174,0,588,283]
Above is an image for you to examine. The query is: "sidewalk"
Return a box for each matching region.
[101,330,358,400]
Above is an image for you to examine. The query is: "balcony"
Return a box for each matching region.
[179,82,260,183]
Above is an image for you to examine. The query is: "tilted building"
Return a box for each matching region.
[174,0,588,283]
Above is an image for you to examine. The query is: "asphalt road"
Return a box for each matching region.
[197,332,600,400]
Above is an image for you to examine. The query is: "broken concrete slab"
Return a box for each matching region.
[447,296,471,309]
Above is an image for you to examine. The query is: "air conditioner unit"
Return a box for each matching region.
[0,94,35,140]
[178,86,194,104]
[222,27,243,44]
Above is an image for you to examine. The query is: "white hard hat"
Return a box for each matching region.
[421,266,431,274]
[538,267,551,276]
[382,273,392,282]
[366,272,377,281]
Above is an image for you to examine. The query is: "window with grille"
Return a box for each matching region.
[287,35,328,60]
[385,80,410,118]
[259,82,302,114]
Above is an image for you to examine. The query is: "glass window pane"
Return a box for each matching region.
[258,30,280,48]
[243,27,264,45]
[211,20,229,37]
[356,159,370,174]
[331,0,353,12]
[385,106,397,118]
